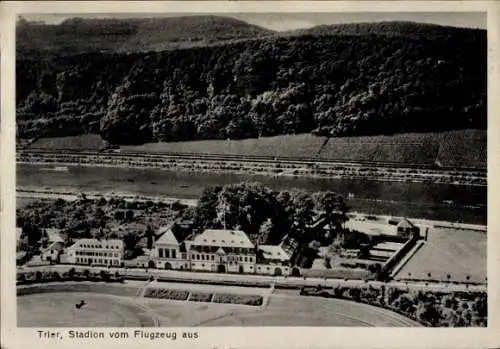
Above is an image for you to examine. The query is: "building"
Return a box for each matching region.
[150,227,303,275]
[65,238,124,266]
[396,218,420,239]
[187,229,256,274]
[154,225,191,270]
[40,229,65,263]
[257,245,292,276]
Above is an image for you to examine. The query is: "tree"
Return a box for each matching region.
[416,301,442,326]
[22,222,43,249]
[125,210,135,222]
[194,185,223,230]
[215,182,275,236]
[146,225,154,250]
[123,233,141,258]
[313,191,349,232]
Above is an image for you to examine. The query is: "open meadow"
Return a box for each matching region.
[393,227,487,284]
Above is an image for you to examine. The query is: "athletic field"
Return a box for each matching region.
[18,290,420,327]
[393,227,487,284]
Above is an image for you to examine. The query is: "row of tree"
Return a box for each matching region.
[17,26,486,144]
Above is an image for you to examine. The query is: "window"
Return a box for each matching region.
[181,253,186,259]
[196,254,200,260]
[159,249,164,258]
[244,257,248,262]
[211,255,215,261]
[202,264,205,267]
[165,249,170,258]
[172,249,176,259]
[201,255,205,260]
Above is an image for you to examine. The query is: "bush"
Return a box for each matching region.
[188,292,213,302]
[144,288,190,301]
[212,293,263,306]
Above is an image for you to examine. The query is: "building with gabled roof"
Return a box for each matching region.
[65,238,124,266]
[154,224,191,270]
[187,229,256,274]
[396,218,420,239]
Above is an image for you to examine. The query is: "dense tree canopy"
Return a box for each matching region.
[17,20,486,144]
[194,181,348,245]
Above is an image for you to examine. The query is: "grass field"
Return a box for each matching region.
[17,290,420,327]
[26,130,486,169]
[393,228,487,284]
[18,292,156,327]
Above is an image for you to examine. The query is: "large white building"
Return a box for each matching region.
[188,229,256,274]
[152,226,296,275]
[65,238,124,266]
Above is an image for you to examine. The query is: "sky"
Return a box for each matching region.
[22,12,486,31]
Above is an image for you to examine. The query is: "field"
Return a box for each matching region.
[18,292,156,327]
[17,288,420,327]
[26,129,486,169]
[393,227,487,284]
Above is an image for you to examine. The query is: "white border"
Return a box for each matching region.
[1,2,500,349]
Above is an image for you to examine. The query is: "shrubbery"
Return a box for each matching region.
[16,268,125,285]
[188,291,213,302]
[144,288,190,301]
[212,293,263,306]
[300,285,487,327]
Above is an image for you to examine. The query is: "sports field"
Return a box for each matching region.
[18,292,156,327]
[393,227,487,284]
[17,290,420,327]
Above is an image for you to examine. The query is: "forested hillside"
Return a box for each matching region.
[16,18,486,145]
[16,16,275,54]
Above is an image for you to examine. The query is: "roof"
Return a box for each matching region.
[397,218,415,229]
[69,238,123,249]
[192,229,254,249]
[259,245,291,262]
[155,228,180,245]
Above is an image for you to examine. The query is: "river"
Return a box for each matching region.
[17,164,486,224]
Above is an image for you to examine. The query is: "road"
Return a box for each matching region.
[20,264,486,293]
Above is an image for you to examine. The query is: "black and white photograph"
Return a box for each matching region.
[6,3,492,333]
